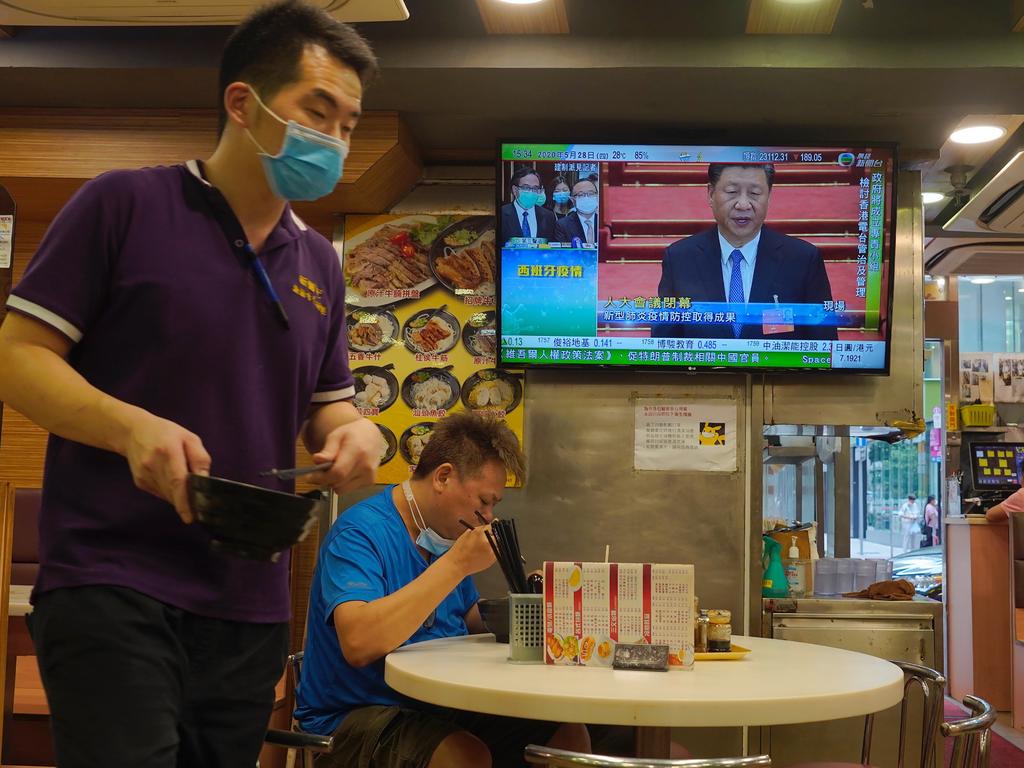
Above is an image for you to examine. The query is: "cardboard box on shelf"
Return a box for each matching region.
[765,523,818,561]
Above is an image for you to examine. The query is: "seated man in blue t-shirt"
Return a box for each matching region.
[295,411,589,767]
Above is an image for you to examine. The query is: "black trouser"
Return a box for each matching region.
[28,585,288,768]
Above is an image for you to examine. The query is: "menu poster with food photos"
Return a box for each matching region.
[340,213,524,485]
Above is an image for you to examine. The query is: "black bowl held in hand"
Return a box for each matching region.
[187,474,325,563]
[478,597,509,643]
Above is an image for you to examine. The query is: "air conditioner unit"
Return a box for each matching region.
[923,236,1024,276]
[943,150,1024,234]
[0,0,409,25]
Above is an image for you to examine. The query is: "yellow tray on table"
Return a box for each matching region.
[694,644,751,661]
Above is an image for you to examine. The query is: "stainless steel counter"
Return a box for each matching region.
[757,595,943,768]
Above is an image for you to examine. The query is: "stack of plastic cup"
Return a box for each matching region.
[854,559,876,591]
[814,558,838,595]
[872,558,892,583]
[836,559,855,594]
[881,559,893,581]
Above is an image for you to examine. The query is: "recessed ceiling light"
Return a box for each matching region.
[497,0,545,4]
[921,192,945,204]
[1006,296,1013,301]
[970,276,996,285]
[949,125,1007,145]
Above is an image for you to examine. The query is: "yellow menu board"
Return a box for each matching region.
[341,213,524,485]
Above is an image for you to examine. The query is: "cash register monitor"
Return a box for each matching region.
[969,442,1024,494]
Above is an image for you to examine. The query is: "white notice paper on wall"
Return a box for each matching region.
[634,399,737,472]
[959,353,994,404]
[994,353,1024,403]
[0,215,12,269]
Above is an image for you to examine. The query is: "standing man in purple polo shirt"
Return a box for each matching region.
[0,2,382,766]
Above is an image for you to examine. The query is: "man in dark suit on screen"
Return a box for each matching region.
[500,166,556,244]
[554,178,600,244]
[654,162,837,341]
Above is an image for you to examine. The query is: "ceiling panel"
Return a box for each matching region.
[746,0,842,35]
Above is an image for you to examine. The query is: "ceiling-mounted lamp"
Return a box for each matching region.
[496,0,545,4]
[921,192,945,205]
[970,276,996,285]
[950,125,1007,145]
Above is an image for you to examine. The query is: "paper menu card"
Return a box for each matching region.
[542,562,694,669]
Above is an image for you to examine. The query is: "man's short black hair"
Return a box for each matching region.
[218,0,378,135]
[511,165,541,188]
[707,163,775,189]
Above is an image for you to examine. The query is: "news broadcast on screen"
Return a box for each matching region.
[497,143,896,374]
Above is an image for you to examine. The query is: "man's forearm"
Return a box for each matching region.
[302,399,362,453]
[986,502,1007,523]
[336,556,466,667]
[0,335,142,455]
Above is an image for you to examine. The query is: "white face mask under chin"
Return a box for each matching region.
[402,481,456,557]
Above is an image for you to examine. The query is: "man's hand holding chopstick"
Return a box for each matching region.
[450,519,497,576]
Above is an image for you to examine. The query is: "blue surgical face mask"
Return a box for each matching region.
[574,194,599,215]
[516,188,543,209]
[245,87,349,201]
[403,481,456,557]
[553,191,571,204]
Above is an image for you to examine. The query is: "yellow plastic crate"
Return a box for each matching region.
[960,403,996,428]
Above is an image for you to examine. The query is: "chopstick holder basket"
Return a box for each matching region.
[507,592,543,664]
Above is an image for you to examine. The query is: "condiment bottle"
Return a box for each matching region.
[695,610,709,653]
[707,609,732,653]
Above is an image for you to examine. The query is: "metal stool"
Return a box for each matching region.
[524,744,771,768]
[786,660,945,768]
[941,695,997,768]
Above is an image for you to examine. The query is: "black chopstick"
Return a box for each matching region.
[495,520,523,591]
[493,521,526,593]
[259,461,333,479]
[458,519,475,532]
[485,529,518,592]
[493,524,522,593]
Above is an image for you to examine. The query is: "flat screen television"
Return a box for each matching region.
[496,142,897,373]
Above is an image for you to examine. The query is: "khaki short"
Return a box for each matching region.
[315,704,561,768]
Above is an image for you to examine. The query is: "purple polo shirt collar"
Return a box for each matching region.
[183,158,307,252]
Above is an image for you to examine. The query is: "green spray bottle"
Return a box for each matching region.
[762,536,789,598]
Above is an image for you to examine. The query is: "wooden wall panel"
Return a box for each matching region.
[0,109,420,234]
[0,109,394,185]
[0,411,45,490]
[0,484,15,752]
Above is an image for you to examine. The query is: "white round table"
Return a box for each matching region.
[385,633,904,758]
